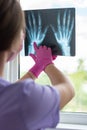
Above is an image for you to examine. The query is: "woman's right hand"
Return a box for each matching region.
[29,42,53,77]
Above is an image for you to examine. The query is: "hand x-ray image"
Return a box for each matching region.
[24,8,75,56]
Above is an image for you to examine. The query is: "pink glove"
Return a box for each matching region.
[29,42,53,77]
[52,55,57,60]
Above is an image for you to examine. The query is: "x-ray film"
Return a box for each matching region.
[24,8,75,56]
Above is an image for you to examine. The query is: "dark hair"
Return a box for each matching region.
[0,0,25,51]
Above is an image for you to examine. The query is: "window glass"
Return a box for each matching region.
[20,0,87,113]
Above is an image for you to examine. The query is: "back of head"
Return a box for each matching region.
[0,0,25,51]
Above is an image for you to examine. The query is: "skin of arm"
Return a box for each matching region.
[44,64,75,110]
[19,71,36,81]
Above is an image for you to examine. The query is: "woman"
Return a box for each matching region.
[0,0,75,130]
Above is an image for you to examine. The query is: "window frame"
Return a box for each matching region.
[4,55,19,82]
[60,112,87,125]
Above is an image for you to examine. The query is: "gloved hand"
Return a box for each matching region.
[29,42,53,77]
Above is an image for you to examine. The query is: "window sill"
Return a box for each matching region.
[57,123,87,130]
[46,123,87,130]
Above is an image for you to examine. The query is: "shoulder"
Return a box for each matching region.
[0,78,60,102]
[17,79,60,102]
[13,78,60,110]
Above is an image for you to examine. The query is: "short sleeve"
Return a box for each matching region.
[20,79,60,130]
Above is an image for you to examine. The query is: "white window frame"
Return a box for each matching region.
[3,55,19,82]
[60,112,87,125]
[58,113,87,130]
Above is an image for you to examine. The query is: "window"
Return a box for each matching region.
[20,0,87,127]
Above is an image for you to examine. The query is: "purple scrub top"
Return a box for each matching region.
[0,78,60,130]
